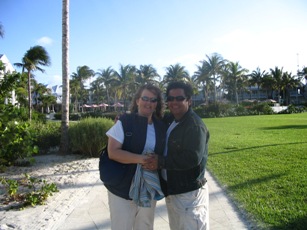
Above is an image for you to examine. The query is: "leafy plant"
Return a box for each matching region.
[0,121,38,166]
[29,121,61,154]
[69,117,114,157]
[0,177,19,198]
[0,173,59,208]
[0,70,38,167]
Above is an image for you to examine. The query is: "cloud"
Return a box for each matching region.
[37,36,53,46]
[46,74,62,86]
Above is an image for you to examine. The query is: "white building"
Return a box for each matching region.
[0,54,17,105]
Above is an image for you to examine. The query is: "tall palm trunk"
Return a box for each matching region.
[60,0,70,155]
[213,75,217,103]
[27,71,32,121]
[106,87,110,105]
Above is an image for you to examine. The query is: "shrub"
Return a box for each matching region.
[193,106,206,118]
[53,113,81,121]
[196,103,233,118]
[249,102,274,115]
[0,121,38,167]
[68,117,114,157]
[29,121,61,154]
[53,111,119,121]
[279,104,307,114]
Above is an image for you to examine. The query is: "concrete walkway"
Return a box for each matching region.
[56,170,252,230]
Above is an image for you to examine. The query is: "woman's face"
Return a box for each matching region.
[136,89,158,118]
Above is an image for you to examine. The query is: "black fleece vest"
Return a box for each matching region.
[105,113,166,200]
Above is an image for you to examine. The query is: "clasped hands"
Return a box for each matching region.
[141,153,158,171]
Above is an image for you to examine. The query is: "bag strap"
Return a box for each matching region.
[121,114,133,151]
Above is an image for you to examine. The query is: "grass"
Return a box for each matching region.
[204,113,307,230]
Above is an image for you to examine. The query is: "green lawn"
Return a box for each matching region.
[204,113,307,230]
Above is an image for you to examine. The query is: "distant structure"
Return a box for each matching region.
[47,84,62,104]
[0,54,17,105]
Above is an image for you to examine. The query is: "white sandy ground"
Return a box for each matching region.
[0,153,100,230]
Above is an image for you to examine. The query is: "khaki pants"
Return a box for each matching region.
[108,191,157,230]
[166,183,209,230]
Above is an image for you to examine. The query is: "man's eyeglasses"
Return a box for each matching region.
[141,96,158,103]
[166,95,186,102]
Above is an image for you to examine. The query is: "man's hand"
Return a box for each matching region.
[142,154,158,170]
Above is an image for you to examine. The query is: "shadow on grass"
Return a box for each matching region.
[228,173,285,192]
[271,215,307,230]
[210,142,307,156]
[261,125,307,130]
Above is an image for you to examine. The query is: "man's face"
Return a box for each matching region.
[167,88,191,120]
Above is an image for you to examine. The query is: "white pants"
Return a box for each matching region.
[107,191,157,230]
[166,183,209,230]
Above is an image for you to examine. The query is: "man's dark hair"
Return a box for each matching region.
[166,81,193,99]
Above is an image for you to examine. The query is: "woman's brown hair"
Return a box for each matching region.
[129,84,164,119]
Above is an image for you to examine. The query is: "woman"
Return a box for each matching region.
[105,84,166,230]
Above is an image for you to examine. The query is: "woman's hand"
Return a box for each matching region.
[142,154,158,170]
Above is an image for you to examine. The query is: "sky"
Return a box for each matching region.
[1,0,307,87]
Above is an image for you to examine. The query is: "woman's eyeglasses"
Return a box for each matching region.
[140,96,158,103]
[166,96,186,102]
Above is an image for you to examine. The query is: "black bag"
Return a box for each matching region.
[99,114,133,185]
[99,147,129,186]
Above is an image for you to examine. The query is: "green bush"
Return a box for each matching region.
[194,103,233,118]
[68,117,114,157]
[279,104,307,114]
[29,121,61,154]
[53,111,119,121]
[0,121,38,167]
[53,113,81,121]
[193,102,276,118]
[249,102,274,115]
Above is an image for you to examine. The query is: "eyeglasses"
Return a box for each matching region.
[140,96,158,103]
[166,95,186,102]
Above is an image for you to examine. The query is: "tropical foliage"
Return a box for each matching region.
[14,46,51,121]
[4,47,305,121]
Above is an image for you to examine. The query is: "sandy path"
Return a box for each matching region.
[0,154,100,230]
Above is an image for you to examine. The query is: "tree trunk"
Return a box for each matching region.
[27,71,32,121]
[60,0,70,155]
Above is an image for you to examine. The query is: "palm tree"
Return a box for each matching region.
[31,80,56,113]
[193,61,214,105]
[223,61,249,104]
[270,67,283,103]
[261,74,275,100]
[0,22,4,38]
[111,64,137,110]
[298,66,307,83]
[249,67,267,100]
[69,77,80,112]
[201,53,226,103]
[136,64,160,85]
[70,65,94,109]
[60,0,70,155]
[31,80,49,111]
[89,78,106,104]
[163,63,190,85]
[14,46,51,121]
[95,66,115,105]
[281,72,300,105]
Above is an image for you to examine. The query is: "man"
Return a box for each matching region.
[148,81,210,229]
